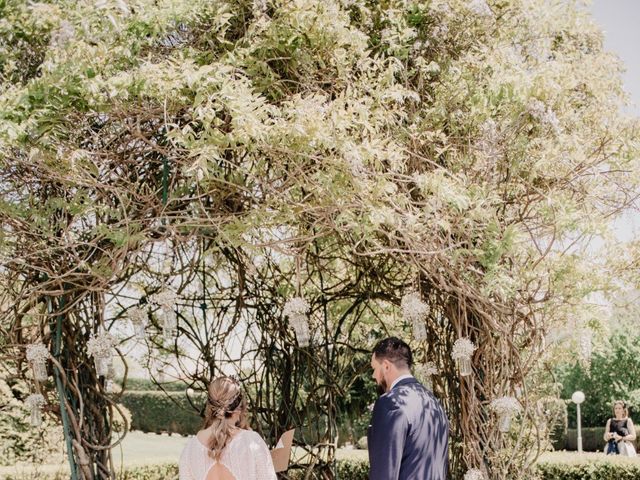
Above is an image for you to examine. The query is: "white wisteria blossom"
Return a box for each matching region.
[432,24,449,40]
[128,306,148,340]
[468,0,493,18]
[579,329,593,367]
[490,396,522,432]
[464,468,485,480]
[25,393,45,408]
[149,289,178,308]
[87,332,116,376]
[49,20,75,48]
[401,292,429,341]
[283,296,310,317]
[490,396,522,415]
[150,290,178,346]
[415,361,439,390]
[283,297,311,347]
[87,332,115,356]
[452,337,477,376]
[106,379,118,394]
[26,343,50,381]
[527,99,561,134]
[26,343,50,362]
[475,119,501,162]
[452,337,477,359]
[25,393,46,427]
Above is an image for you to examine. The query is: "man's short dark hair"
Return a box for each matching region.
[372,337,412,369]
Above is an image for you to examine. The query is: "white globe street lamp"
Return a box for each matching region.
[571,391,586,453]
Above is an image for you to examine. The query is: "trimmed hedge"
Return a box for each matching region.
[2,464,178,480]
[7,457,640,480]
[118,464,178,480]
[2,462,368,480]
[564,427,606,452]
[117,378,191,392]
[564,428,639,453]
[277,458,369,480]
[336,458,368,479]
[120,391,205,435]
[537,460,640,480]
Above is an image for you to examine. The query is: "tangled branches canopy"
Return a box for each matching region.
[0,0,638,478]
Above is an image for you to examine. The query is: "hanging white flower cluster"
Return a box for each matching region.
[468,0,493,18]
[476,118,501,161]
[401,292,429,341]
[150,289,178,347]
[464,468,485,480]
[490,396,522,432]
[26,343,50,382]
[283,297,311,347]
[579,330,592,368]
[150,290,178,307]
[49,20,75,48]
[415,361,439,390]
[527,99,561,135]
[25,393,45,427]
[253,0,267,15]
[128,306,148,340]
[87,331,115,377]
[105,379,118,394]
[452,337,476,376]
[432,24,449,41]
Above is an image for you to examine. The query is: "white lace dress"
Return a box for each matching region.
[178,429,277,480]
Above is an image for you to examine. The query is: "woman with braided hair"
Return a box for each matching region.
[179,376,277,480]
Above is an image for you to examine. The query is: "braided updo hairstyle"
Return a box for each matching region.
[203,376,248,460]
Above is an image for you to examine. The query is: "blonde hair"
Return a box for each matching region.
[203,376,248,460]
[613,400,629,418]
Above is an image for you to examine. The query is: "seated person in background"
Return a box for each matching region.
[604,400,637,457]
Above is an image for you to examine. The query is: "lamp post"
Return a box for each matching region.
[571,391,586,453]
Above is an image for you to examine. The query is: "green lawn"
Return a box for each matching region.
[0,432,189,477]
[110,431,189,466]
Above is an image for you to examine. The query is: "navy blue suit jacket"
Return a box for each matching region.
[367,377,449,480]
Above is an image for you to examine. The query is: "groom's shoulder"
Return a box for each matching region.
[377,381,418,406]
[375,389,404,411]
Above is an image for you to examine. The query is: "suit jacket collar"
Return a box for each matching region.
[391,376,418,390]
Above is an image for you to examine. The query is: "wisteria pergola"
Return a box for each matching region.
[1,0,638,479]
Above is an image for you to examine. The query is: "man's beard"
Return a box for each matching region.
[376,379,387,396]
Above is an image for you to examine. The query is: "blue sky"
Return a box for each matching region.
[591,0,640,116]
[591,0,639,240]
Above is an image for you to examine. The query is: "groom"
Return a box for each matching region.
[368,337,449,479]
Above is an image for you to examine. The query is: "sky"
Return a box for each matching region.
[591,0,640,117]
[590,0,640,241]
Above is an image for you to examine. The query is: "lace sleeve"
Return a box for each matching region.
[249,432,278,479]
[178,439,195,480]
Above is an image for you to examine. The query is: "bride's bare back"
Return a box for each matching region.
[199,431,236,480]
[179,429,277,480]
[205,463,235,480]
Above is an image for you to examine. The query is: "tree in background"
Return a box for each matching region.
[0,0,638,478]
[558,331,640,429]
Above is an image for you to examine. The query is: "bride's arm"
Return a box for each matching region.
[252,433,278,479]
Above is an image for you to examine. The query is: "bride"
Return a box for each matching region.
[179,376,277,480]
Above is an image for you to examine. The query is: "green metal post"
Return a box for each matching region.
[49,296,79,480]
